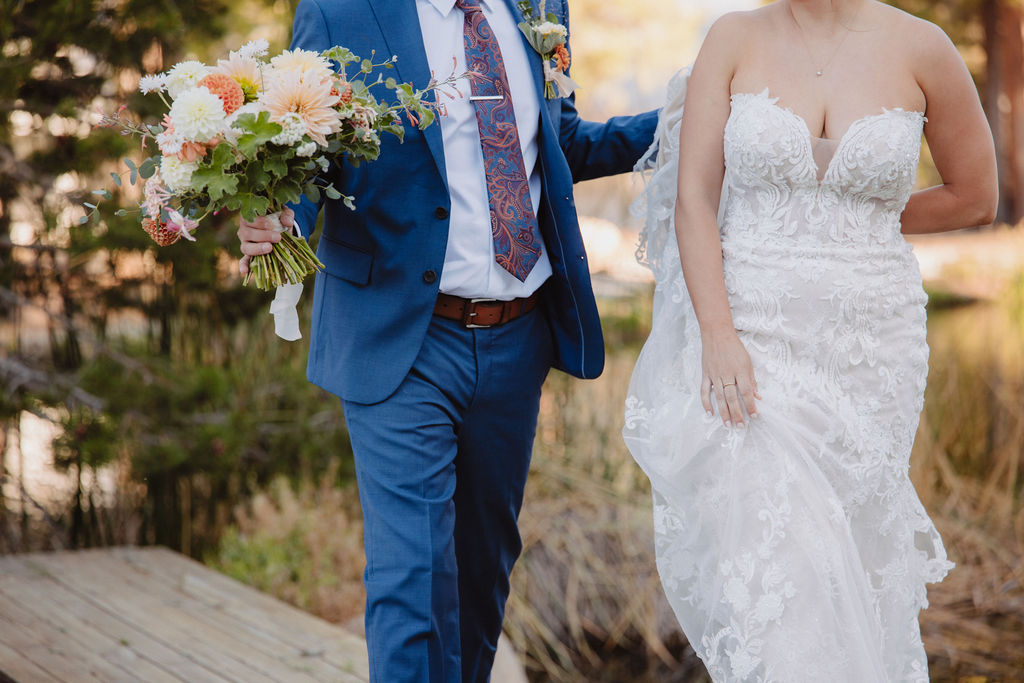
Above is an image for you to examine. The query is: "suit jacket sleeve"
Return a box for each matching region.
[285,0,331,238]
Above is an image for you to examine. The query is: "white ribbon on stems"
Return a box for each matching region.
[263,211,305,341]
[543,61,579,98]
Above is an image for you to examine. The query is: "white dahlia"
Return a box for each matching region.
[269,48,333,82]
[160,155,198,193]
[164,60,211,99]
[168,86,226,141]
[260,69,341,146]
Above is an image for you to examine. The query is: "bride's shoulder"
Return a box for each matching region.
[872,4,963,78]
[700,8,764,55]
[874,4,958,60]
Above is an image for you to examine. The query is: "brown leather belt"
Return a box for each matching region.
[434,292,540,328]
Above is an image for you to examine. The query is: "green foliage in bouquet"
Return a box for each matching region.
[92,43,458,291]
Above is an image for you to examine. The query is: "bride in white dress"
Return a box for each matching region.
[623,1,997,680]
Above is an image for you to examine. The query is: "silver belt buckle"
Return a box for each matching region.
[464,298,498,328]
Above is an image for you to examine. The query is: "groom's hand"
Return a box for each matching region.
[236,207,295,276]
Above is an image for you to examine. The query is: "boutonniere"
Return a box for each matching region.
[516,1,579,99]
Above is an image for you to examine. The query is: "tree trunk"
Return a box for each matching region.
[984,0,1024,224]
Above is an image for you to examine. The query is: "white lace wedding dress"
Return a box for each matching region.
[624,71,953,682]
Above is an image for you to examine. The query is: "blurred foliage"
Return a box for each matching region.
[0,0,344,557]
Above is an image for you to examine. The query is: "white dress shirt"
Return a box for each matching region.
[415,0,553,300]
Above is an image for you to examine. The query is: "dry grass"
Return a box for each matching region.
[208,282,1024,683]
[209,462,366,628]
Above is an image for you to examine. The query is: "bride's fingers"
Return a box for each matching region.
[722,382,746,427]
[738,375,759,419]
[701,376,713,416]
[713,380,731,427]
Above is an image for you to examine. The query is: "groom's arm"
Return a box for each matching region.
[559,97,659,183]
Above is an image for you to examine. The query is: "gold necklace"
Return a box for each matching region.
[788,1,862,78]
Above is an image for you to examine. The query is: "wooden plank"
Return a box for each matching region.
[0,592,120,682]
[0,559,197,683]
[23,552,291,683]
[99,548,370,683]
[0,555,229,682]
[0,548,372,683]
[0,638,62,683]
[113,547,369,679]
[25,551,331,683]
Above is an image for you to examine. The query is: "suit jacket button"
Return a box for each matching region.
[434,207,449,220]
[423,269,437,284]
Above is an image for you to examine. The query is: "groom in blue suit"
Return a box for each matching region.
[238,0,657,680]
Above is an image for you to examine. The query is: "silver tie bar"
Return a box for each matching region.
[469,95,504,101]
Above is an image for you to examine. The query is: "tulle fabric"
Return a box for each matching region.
[624,74,952,682]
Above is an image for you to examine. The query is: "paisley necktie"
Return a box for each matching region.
[456,0,541,281]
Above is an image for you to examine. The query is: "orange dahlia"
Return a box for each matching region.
[142,217,181,246]
[198,74,244,115]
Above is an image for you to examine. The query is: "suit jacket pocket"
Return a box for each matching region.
[319,234,373,285]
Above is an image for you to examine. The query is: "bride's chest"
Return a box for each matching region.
[723,92,924,202]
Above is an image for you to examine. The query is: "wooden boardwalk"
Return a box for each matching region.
[0,547,370,682]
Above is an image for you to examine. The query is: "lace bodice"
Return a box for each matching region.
[722,90,925,250]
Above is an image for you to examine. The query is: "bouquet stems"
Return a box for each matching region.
[244,230,325,291]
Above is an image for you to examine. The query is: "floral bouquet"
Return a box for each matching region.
[93,39,449,290]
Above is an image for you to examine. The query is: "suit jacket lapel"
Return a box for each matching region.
[366,0,447,186]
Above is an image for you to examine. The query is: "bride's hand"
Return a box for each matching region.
[700,330,761,427]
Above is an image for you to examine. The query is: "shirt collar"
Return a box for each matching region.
[423,0,499,19]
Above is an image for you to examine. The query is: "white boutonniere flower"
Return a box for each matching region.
[516,1,579,99]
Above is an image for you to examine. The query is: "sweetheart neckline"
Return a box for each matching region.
[730,89,925,143]
[729,89,925,185]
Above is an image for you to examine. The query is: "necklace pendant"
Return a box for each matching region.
[816,70,823,77]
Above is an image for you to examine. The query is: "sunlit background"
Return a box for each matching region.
[1,1,1022,681]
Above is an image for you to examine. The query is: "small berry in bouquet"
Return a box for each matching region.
[93,39,455,291]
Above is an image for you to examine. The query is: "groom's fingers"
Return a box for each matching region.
[238,254,250,275]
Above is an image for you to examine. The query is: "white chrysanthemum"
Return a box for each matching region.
[295,141,317,157]
[164,60,211,99]
[160,155,198,193]
[270,111,307,146]
[534,21,568,38]
[269,48,333,82]
[239,38,270,60]
[168,86,226,141]
[139,74,166,94]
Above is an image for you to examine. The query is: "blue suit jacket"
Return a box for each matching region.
[289,0,659,404]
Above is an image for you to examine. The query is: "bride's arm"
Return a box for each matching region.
[675,14,760,427]
[901,22,998,234]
